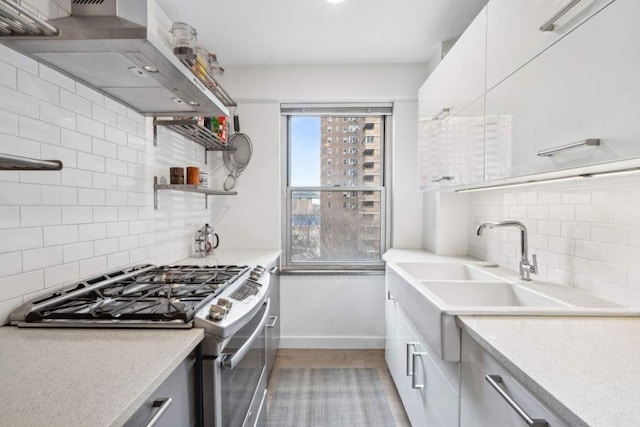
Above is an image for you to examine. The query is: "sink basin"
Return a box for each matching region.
[419,281,564,307]
[394,262,501,281]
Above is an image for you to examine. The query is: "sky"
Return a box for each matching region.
[290,117,320,186]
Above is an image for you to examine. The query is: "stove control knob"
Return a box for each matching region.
[217,298,233,311]
[250,271,261,281]
[208,304,227,321]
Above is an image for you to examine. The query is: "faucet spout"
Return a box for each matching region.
[475,220,537,281]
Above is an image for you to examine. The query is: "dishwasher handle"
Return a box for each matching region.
[221,298,271,370]
[485,375,549,427]
[144,398,173,427]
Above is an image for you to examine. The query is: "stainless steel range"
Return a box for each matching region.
[9,262,276,427]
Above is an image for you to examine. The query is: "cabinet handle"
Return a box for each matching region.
[539,0,582,31]
[537,138,600,157]
[266,315,278,328]
[144,397,173,427]
[433,108,450,121]
[485,375,549,427]
[411,352,428,389]
[268,266,278,274]
[387,291,395,301]
[432,176,454,183]
[406,342,418,376]
[222,299,271,370]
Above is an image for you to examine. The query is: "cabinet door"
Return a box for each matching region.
[266,266,280,381]
[487,0,615,89]
[419,96,485,189]
[395,309,426,427]
[385,288,397,382]
[460,331,569,427]
[486,0,640,179]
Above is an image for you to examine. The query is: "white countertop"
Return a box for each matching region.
[176,248,281,269]
[458,316,640,426]
[0,327,203,427]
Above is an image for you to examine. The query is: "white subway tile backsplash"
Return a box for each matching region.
[117,145,137,163]
[60,89,92,117]
[527,205,548,220]
[0,109,18,135]
[0,60,17,89]
[107,221,128,238]
[105,190,127,206]
[93,207,117,222]
[39,65,75,92]
[62,206,93,224]
[93,172,118,190]
[75,82,103,105]
[538,191,562,204]
[590,260,626,287]
[117,176,137,192]
[63,241,94,263]
[575,240,608,262]
[93,139,118,159]
[0,182,41,205]
[79,256,107,277]
[548,236,575,255]
[119,235,139,251]
[104,97,127,116]
[92,104,117,126]
[44,262,79,288]
[77,115,105,139]
[0,134,40,159]
[549,204,575,221]
[94,237,119,257]
[43,225,78,246]
[0,252,22,278]
[127,134,146,151]
[562,189,591,204]
[18,116,60,145]
[19,170,61,186]
[537,220,561,236]
[0,206,20,229]
[77,152,105,173]
[78,188,105,206]
[610,204,640,225]
[17,70,59,104]
[608,244,640,268]
[0,271,43,302]
[117,114,138,134]
[41,185,77,205]
[105,126,127,145]
[126,108,145,124]
[23,246,63,271]
[78,223,106,241]
[576,204,609,223]
[105,158,128,176]
[61,129,92,153]
[0,85,39,118]
[21,206,61,227]
[61,168,93,188]
[40,101,75,130]
[591,223,629,245]
[118,206,138,221]
[0,45,38,75]
[108,251,130,269]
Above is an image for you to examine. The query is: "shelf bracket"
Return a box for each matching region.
[153,124,158,147]
[154,176,159,210]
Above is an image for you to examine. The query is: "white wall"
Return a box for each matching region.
[467,174,640,307]
[0,44,216,324]
[219,63,428,348]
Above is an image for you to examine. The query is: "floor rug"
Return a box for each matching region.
[267,367,397,427]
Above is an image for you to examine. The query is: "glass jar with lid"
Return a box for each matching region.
[170,22,197,56]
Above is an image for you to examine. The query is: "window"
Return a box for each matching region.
[343,126,348,133]
[284,107,389,269]
[365,135,375,144]
[327,126,332,132]
[327,137,332,144]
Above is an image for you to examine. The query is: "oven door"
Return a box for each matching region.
[204,298,270,427]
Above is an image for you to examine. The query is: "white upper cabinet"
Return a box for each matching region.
[486,0,640,178]
[486,0,615,90]
[418,6,486,190]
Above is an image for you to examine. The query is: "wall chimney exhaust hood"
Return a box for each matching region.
[0,0,235,117]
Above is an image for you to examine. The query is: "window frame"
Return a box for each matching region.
[281,104,392,271]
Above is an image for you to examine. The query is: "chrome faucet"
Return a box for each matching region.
[476,221,538,281]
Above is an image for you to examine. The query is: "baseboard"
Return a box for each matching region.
[280,336,384,349]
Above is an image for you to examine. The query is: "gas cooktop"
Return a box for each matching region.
[10,264,250,327]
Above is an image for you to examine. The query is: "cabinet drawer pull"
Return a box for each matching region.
[406,342,418,376]
[432,176,454,183]
[537,138,600,157]
[266,315,278,328]
[411,352,428,389]
[433,108,450,121]
[387,291,395,301]
[145,397,173,427]
[539,0,582,31]
[485,375,549,427]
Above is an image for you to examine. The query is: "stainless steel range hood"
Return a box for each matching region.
[0,0,234,117]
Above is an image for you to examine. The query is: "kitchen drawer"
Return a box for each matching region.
[487,0,615,89]
[460,331,569,427]
[124,350,199,427]
[486,0,640,178]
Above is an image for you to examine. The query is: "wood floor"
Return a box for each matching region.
[267,349,411,426]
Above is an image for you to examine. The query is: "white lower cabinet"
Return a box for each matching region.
[460,330,569,427]
[386,290,458,427]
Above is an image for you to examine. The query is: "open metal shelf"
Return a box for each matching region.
[0,153,63,171]
[0,0,59,36]
[153,176,236,210]
[175,53,236,107]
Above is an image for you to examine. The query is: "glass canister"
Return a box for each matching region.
[170,22,197,56]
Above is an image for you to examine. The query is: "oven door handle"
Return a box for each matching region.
[221,298,271,370]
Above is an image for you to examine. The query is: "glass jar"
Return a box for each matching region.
[170,22,197,56]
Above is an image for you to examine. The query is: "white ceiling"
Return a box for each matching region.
[155,0,488,66]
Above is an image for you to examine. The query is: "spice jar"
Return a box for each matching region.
[170,167,184,184]
[199,171,208,188]
[170,22,197,56]
[186,167,200,185]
